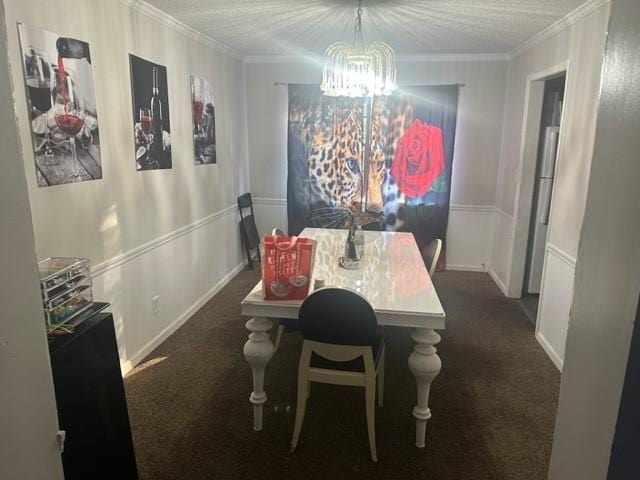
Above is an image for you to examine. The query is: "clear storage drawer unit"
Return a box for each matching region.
[38,257,93,327]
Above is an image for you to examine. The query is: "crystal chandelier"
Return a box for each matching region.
[321,0,396,97]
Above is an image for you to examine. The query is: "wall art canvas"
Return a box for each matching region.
[17,23,102,186]
[129,54,171,170]
[190,75,217,165]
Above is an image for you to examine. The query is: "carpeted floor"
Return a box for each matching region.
[124,269,560,480]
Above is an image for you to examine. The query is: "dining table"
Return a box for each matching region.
[240,227,446,448]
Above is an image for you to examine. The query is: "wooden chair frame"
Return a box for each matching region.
[423,238,443,277]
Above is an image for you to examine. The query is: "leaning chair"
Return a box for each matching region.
[291,288,386,462]
[237,193,261,269]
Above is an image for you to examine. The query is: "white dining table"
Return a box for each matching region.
[240,227,446,448]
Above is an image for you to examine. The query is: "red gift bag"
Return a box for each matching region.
[261,235,317,300]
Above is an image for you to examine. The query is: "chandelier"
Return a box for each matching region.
[321,0,396,97]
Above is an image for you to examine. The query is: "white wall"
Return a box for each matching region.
[490,1,610,367]
[549,0,640,475]
[245,57,508,271]
[0,0,64,477]
[3,0,250,372]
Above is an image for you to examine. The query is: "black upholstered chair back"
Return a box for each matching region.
[298,288,377,346]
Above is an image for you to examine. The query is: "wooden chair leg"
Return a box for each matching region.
[291,370,309,451]
[274,324,285,352]
[377,349,385,408]
[365,381,378,462]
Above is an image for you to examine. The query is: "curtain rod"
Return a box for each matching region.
[273,82,465,87]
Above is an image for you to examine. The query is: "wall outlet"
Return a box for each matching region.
[152,295,160,316]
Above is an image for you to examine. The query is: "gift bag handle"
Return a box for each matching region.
[273,235,299,251]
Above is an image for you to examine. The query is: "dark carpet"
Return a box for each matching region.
[124,269,560,480]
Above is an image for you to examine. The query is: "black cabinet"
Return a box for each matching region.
[49,308,138,479]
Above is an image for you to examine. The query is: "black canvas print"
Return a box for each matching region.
[17,23,102,186]
[129,54,171,170]
[191,76,216,165]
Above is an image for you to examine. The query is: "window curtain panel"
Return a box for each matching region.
[287,84,458,266]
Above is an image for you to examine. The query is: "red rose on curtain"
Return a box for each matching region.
[390,120,444,198]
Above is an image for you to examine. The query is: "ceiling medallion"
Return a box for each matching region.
[321,0,396,97]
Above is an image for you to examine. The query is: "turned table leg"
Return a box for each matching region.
[408,328,442,448]
[243,317,274,431]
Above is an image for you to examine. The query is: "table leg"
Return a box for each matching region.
[408,328,442,448]
[243,317,274,431]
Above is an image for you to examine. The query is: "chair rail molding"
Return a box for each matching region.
[252,197,287,206]
[92,205,237,278]
[252,198,498,273]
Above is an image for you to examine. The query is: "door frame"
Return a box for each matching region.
[506,61,570,299]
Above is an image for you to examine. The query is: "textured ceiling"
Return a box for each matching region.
[143,0,587,56]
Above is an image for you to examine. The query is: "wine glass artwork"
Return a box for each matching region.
[52,61,85,182]
[18,24,103,186]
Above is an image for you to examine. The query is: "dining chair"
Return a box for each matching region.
[291,288,385,462]
[422,238,443,277]
[237,193,260,269]
[271,227,298,352]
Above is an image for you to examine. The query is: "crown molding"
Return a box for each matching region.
[243,52,509,64]
[118,0,608,65]
[397,53,509,62]
[509,0,610,59]
[118,0,244,60]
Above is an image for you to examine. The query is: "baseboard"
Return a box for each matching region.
[446,264,487,272]
[121,261,246,375]
[488,266,509,296]
[535,331,564,371]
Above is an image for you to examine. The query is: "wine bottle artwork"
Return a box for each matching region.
[18,23,102,186]
[129,54,172,171]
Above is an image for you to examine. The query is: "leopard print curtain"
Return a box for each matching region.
[287,84,458,266]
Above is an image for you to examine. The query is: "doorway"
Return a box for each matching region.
[504,61,569,316]
[520,74,566,324]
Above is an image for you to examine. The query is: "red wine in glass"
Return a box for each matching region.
[192,100,204,125]
[55,114,84,136]
[140,108,152,135]
[53,56,86,182]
